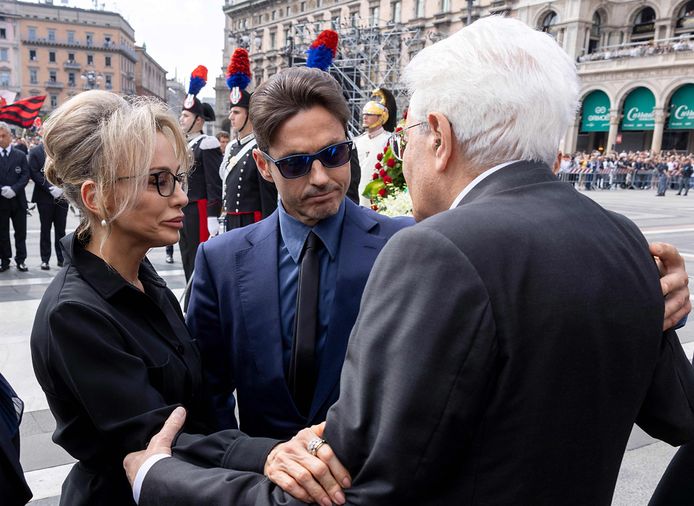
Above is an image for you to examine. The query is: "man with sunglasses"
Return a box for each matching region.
[186,66,412,449]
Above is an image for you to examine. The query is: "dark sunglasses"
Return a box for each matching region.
[261,140,353,179]
[118,170,188,197]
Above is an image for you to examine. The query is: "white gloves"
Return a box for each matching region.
[49,186,63,199]
[207,217,220,237]
[1,186,15,199]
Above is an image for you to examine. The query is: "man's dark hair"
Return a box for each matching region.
[249,67,350,152]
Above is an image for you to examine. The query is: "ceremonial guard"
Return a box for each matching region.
[178,65,223,282]
[219,48,277,232]
[0,122,29,272]
[28,140,68,270]
[354,88,397,206]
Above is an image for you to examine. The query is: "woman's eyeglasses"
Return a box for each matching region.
[261,140,353,179]
[118,170,188,197]
[388,122,426,161]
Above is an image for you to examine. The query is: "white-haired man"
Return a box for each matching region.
[125,17,694,505]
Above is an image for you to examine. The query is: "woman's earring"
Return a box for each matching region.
[101,219,107,227]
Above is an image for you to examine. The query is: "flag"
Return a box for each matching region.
[0,95,45,128]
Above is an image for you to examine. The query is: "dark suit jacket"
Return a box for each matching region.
[0,372,32,506]
[27,144,54,205]
[0,147,29,209]
[141,162,694,505]
[189,198,412,439]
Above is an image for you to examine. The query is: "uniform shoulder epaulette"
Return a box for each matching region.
[200,136,221,150]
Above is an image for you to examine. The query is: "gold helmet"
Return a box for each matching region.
[362,88,397,131]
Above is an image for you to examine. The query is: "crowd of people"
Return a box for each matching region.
[556,150,693,195]
[577,36,694,63]
[1,15,694,506]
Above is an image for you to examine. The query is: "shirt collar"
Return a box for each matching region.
[2,145,12,155]
[278,198,346,263]
[61,233,167,299]
[237,132,255,146]
[449,160,520,209]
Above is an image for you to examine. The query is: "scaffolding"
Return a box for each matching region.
[285,17,432,136]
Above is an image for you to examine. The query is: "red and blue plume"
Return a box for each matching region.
[306,30,338,71]
[226,48,252,91]
[188,65,208,96]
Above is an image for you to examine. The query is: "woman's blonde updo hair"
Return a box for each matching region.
[43,90,190,241]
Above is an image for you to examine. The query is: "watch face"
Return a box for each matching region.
[183,95,195,109]
[230,87,241,105]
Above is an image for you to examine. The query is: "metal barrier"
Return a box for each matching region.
[556,168,662,190]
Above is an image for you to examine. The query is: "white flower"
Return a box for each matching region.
[376,188,413,217]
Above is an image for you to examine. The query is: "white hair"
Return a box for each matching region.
[0,122,11,135]
[403,16,579,168]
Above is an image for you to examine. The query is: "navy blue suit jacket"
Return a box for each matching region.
[188,198,412,439]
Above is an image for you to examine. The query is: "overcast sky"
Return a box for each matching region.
[39,0,226,99]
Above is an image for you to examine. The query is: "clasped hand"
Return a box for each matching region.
[1,186,15,199]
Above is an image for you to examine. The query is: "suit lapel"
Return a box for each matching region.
[235,214,287,391]
[310,202,387,419]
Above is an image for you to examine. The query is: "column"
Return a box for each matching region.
[651,108,665,152]
[563,115,580,154]
[606,109,620,153]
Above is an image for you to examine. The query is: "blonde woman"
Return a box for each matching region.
[29,91,212,505]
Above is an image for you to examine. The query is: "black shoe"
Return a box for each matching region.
[17,263,28,272]
[0,264,8,272]
[41,262,50,270]
[57,260,64,267]
[165,255,174,264]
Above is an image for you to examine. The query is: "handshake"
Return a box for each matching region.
[1,186,16,199]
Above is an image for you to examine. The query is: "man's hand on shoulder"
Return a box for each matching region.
[650,242,691,330]
[264,422,350,506]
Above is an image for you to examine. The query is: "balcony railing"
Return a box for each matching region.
[63,60,81,70]
[22,38,139,62]
[578,36,694,64]
[45,80,64,89]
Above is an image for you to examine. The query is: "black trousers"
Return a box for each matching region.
[0,198,27,265]
[649,441,694,505]
[37,200,68,263]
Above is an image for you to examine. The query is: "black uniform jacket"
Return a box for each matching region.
[0,147,29,209]
[30,233,212,506]
[187,135,223,218]
[27,144,55,205]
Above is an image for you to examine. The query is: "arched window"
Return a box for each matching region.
[588,11,602,54]
[676,1,694,34]
[632,7,656,41]
[539,11,558,37]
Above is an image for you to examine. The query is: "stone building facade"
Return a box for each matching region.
[218,0,694,152]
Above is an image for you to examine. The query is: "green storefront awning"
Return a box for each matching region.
[581,90,610,132]
[668,83,694,130]
[621,87,655,131]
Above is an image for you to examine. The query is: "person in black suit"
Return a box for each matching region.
[0,372,32,506]
[124,17,694,506]
[28,142,69,270]
[0,122,29,272]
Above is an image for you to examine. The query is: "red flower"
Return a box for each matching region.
[379,169,386,177]
[375,162,382,170]
[383,175,392,184]
[371,204,378,210]
[395,126,403,133]
[386,158,395,168]
[378,188,387,197]
[376,152,383,161]
[372,172,379,180]
[383,146,389,153]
